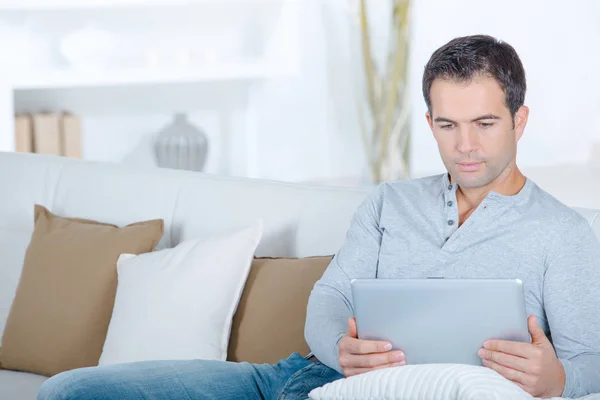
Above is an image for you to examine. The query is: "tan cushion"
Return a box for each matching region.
[227,256,332,364]
[0,205,164,377]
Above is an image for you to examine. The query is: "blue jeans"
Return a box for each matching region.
[37,353,344,400]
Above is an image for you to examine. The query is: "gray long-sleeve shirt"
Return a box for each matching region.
[305,173,600,398]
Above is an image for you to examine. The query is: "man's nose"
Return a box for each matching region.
[456,126,478,154]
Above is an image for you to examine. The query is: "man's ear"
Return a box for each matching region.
[426,111,434,132]
[513,105,529,141]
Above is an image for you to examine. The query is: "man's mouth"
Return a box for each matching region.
[457,162,482,172]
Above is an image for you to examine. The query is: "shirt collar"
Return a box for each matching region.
[440,173,534,204]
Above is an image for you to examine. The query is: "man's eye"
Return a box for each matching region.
[479,122,494,129]
[440,124,453,130]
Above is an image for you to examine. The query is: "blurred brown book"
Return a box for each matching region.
[14,114,33,153]
[32,112,62,156]
[60,113,82,159]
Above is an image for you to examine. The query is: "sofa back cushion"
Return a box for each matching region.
[228,256,332,364]
[0,205,164,377]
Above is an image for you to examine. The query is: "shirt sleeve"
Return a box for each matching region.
[304,184,384,373]
[543,217,600,398]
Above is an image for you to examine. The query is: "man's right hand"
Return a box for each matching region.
[338,317,405,377]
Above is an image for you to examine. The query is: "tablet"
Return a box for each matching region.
[351,278,530,366]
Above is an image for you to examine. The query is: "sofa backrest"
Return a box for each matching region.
[1,151,599,345]
[0,151,368,339]
[573,207,600,238]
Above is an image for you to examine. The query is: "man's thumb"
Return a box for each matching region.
[348,317,358,338]
[528,315,547,343]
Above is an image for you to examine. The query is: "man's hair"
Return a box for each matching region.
[422,34,526,119]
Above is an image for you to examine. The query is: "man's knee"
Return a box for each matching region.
[37,368,99,400]
[37,371,75,400]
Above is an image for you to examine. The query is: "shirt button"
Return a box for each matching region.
[448,220,454,226]
[447,201,453,207]
[447,185,453,190]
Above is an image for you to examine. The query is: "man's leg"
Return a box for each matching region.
[279,358,345,400]
[37,353,343,400]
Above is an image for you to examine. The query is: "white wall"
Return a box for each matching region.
[6,0,600,192]
[275,0,600,187]
[408,0,600,177]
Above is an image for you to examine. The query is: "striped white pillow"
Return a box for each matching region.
[308,364,570,400]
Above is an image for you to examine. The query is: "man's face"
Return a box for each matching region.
[426,75,527,189]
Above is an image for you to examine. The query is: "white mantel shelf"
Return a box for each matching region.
[10,63,292,90]
[0,0,286,11]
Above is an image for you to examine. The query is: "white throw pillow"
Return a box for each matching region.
[98,220,263,365]
[309,364,570,400]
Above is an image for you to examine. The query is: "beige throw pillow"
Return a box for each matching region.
[227,256,332,364]
[0,205,164,377]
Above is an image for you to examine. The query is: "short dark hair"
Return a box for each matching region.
[422,34,526,119]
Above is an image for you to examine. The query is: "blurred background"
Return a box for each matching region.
[0,0,599,207]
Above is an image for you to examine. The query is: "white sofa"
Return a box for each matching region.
[0,151,599,400]
[0,151,369,399]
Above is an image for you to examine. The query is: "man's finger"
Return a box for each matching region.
[482,359,528,385]
[348,317,358,338]
[343,361,404,377]
[345,350,405,368]
[527,315,548,344]
[478,349,530,373]
[483,340,535,359]
[344,336,393,354]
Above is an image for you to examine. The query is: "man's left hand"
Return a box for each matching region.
[478,315,566,398]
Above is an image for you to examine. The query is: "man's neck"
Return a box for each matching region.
[452,166,527,224]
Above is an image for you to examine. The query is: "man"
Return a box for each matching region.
[38,34,600,400]
[305,34,600,399]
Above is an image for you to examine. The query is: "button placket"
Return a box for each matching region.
[443,187,458,247]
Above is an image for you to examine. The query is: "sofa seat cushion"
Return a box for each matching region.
[0,369,47,400]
